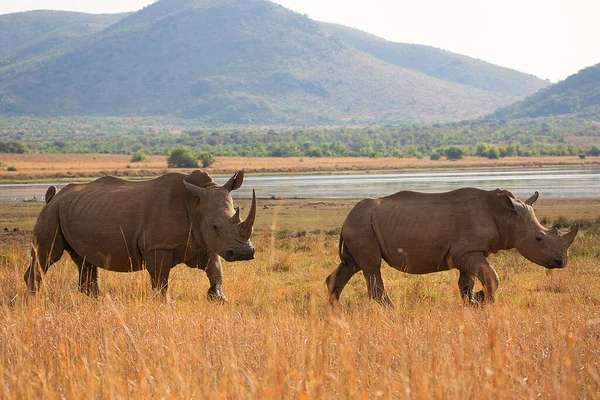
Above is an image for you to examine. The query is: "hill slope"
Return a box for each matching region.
[0,0,537,124]
[0,11,128,61]
[320,23,549,99]
[491,63,600,119]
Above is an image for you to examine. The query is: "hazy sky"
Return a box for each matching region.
[2,0,598,82]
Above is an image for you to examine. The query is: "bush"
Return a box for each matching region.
[199,152,215,168]
[130,151,146,163]
[6,166,17,171]
[445,146,465,160]
[167,146,198,168]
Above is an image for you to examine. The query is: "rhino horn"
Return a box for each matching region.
[231,207,241,224]
[562,223,580,247]
[223,170,244,192]
[240,190,256,238]
[524,191,539,205]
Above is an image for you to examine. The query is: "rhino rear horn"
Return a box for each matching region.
[562,223,580,247]
[223,170,244,192]
[240,189,256,238]
[524,191,539,205]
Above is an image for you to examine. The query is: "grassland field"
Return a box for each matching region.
[0,154,599,398]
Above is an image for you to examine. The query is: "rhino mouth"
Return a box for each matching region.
[223,248,255,262]
[547,258,565,269]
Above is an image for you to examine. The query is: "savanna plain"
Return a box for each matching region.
[0,155,599,399]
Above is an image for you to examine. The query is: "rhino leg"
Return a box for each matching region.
[456,253,499,304]
[24,227,67,293]
[458,271,477,305]
[146,251,174,299]
[363,270,394,307]
[68,252,100,297]
[326,261,360,304]
[204,252,228,302]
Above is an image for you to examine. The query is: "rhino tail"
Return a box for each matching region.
[338,234,357,267]
[45,186,57,204]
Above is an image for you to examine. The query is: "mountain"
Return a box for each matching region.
[0,0,547,124]
[0,10,128,61]
[320,23,549,99]
[491,63,600,119]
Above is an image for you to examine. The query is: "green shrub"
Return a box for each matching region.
[6,166,17,171]
[167,146,198,168]
[130,151,146,163]
[199,152,215,168]
[445,146,465,160]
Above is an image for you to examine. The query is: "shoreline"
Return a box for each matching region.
[0,153,598,182]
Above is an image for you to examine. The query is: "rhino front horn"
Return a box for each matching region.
[562,223,580,247]
[240,189,256,238]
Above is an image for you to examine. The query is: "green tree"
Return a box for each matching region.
[130,150,146,163]
[167,146,198,168]
[445,146,465,160]
[199,152,215,168]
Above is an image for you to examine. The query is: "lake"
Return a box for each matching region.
[1,166,599,202]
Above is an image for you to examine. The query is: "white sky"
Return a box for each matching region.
[2,0,598,82]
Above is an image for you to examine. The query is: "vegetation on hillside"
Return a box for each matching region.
[492,64,600,119]
[321,22,549,99]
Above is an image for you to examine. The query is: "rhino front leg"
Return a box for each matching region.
[456,253,499,304]
[458,270,477,305]
[204,252,228,302]
[24,232,67,293]
[146,251,174,299]
[68,252,100,297]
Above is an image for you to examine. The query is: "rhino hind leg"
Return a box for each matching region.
[458,271,478,305]
[363,270,394,307]
[326,261,361,304]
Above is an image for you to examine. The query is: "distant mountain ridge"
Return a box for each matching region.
[491,63,600,119]
[319,23,549,99]
[0,0,551,124]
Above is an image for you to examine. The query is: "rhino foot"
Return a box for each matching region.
[207,285,228,302]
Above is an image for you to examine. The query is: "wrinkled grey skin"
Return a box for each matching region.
[326,188,579,307]
[24,170,256,301]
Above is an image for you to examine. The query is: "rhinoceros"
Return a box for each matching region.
[24,170,256,301]
[326,188,579,306]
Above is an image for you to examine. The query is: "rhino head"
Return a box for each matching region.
[184,171,256,262]
[500,191,579,269]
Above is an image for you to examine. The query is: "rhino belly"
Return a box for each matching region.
[59,200,144,272]
[384,245,451,274]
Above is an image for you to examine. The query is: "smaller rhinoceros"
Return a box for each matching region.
[24,170,256,301]
[326,188,579,307]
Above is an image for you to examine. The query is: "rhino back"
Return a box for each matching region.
[373,188,500,273]
[57,174,191,271]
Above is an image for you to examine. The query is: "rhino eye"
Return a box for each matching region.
[536,236,543,242]
[212,224,219,232]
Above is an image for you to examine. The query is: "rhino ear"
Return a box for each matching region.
[184,180,208,198]
[498,193,527,216]
[524,191,539,205]
[223,170,244,192]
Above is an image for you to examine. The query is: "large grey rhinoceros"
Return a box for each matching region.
[326,188,579,307]
[24,170,256,301]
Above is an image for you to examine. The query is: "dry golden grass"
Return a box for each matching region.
[0,197,599,398]
[1,153,598,181]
